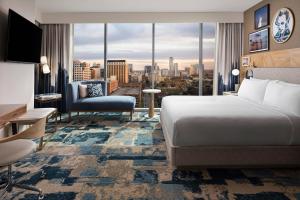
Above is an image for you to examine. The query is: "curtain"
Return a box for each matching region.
[37,24,71,112]
[214,23,243,95]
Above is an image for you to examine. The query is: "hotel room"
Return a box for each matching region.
[0,0,300,199]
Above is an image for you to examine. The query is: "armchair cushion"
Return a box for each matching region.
[72,96,136,111]
[79,84,88,98]
[67,81,136,113]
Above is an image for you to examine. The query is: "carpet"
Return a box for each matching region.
[2,112,300,200]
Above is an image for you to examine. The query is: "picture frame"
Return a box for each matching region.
[249,28,269,53]
[242,56,250,67]
[272,7,295,44]
[255,4,270,30]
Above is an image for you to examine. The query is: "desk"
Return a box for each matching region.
[10,108,57,149]
[0,104,26,129]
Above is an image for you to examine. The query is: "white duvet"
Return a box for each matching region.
[160,96,300,147]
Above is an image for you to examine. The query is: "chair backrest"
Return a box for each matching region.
[0,118,46,144]
[67,80,107,111]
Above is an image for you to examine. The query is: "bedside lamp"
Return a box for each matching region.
[40,56,50,74]
[246,69,254,79]
[232,68,240,92]
[232,69,240,76]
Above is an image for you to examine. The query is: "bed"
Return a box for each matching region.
[160,68,300,167]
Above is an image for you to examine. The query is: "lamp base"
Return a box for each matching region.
[234,84,240,92]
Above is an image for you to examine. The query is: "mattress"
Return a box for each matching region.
[160,96,300,147]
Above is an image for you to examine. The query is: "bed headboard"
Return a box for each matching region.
[253,68,300,84]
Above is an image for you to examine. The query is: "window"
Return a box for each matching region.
[155,23,199,103]
[107,24,152,107]
[72,23,216,108]
[73,24,104,81]
[203,23,216,96]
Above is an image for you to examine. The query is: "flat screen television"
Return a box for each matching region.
[5,9,42,64]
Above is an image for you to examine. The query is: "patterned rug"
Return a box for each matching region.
[2,112,300,200]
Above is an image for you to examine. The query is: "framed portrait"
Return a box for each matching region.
[272,8,294,43]
[255,4,269,29]
[249,28,269,53]
[242,56,250,67]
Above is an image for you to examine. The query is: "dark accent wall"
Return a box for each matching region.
[244,0,300,55]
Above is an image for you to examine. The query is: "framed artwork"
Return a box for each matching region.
[242,56,250,67]
[272,8,294,43]
[255,4,269,29]
[249,28,269,53]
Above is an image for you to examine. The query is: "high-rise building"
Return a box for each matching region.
[153,63,160,83]
[191,64,199,75]
[130,71,143,83]
[73,60,82,81]
[169,57,174,77]
[73,61,92,81]
[174,63,179,77]
[128,64,133,73]
[107,60,129,84]
[91,63,101,80]
[185,67,191,75]
[91,67,101,80]
[81,62,92,80]
[144,65,152,76]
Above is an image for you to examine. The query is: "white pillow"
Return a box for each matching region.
[238,78,270,104]
[79,84,88,98]
[263,81,300,116]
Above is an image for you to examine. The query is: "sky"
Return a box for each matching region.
[74,23,216,70]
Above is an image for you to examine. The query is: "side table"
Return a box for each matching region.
[34,93,62,121]
[142,89,161,118]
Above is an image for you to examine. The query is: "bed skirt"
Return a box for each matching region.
[162,122,300,168]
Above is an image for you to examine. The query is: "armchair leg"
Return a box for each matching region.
[68,112,72,122]
[38,137,44,150]
[130,111,133,121]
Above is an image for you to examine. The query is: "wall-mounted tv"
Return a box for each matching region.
[5,9,42,64]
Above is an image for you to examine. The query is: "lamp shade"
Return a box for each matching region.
[232,69,240,76]
[42,64,50,74]
[40,56,48,65]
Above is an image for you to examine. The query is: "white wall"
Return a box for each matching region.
[0,0,39,109]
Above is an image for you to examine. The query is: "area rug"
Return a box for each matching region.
[2,112,300,200]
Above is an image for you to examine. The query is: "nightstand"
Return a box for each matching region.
[223,91,238,96]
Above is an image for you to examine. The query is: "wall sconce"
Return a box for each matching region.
[40,56,50,74]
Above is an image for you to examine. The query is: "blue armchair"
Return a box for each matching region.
[67,81,136,121]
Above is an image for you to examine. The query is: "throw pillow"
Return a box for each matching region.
[87,84,103,97]
[79,84,88,98]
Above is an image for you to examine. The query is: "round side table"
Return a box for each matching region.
[142,89,161,118]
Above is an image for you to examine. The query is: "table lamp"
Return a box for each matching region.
[232,68,240,92]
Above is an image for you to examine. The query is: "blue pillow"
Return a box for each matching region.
[87,84,103,97]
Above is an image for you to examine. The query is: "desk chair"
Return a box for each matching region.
[0,118,46,199]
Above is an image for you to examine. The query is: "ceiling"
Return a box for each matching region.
[36,0,262,13]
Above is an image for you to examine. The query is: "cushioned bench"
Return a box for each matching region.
[67,81,136,121]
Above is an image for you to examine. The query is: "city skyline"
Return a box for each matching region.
[74,23,216,71]
[75,58,215,71]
